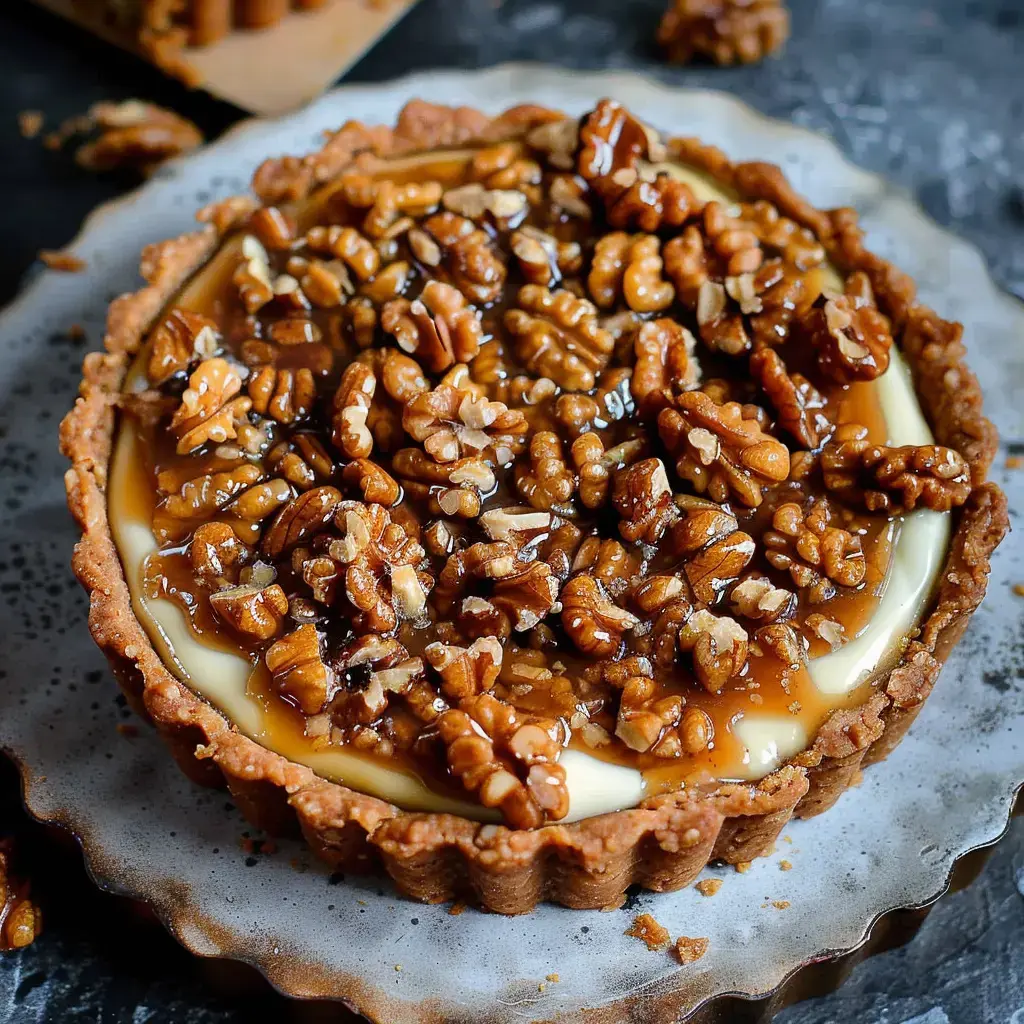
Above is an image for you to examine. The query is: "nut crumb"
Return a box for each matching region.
[17,110,43,139]
[772,900,790,910]
[673,935,709,964]
[448,901,466,916]
[735,860,752,873]
[1012,584,1024,598]
[116,722,139,738]
[537,982,546,992]
[394,964,402,972]
[39,249,86,272]
[67,324,87,344]
[1006,455,1023,470]
[545,973,560,983]
[695,878,723,897]
[779,860,792,871]
[625,912,670,950]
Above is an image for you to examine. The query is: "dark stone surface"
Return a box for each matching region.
[0,1,1022,1021]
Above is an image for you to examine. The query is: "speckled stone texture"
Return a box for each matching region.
[0,1,1022,1022]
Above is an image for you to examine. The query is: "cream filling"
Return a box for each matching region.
[108,156,951,818]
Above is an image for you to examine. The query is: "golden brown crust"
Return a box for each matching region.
[60,100,1008,913]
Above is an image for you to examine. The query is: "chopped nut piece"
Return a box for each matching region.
[74,100,203,173]
[672,506,755,605]
[805,612,846,651]
[170,357,252,455]
[695,878,723,897]
[729,575,795,623]
[382,280,484,373]
[677,609,749,692]
[233,235,275,313]
[305,225,380,281]
[404,384,528,465]
[505,285,615,391]
[562,573,639,658]
[658,0,789,66]
[422,212,507,304]
[756,622,805,667]
[801,294,893,384]
[266,624,335,714]
[148,309,220,385]
[526,118,579,170]
[341,175,443,238]
[327,501,432,634]
[437,694,567,828]
[190,521,251,587]
[516,431,576,511]
[631,318,700,417]
[764,498,866,601]
[659,391,790,507]
[425,637,503,699]
[261,486,344,559]
[209,577,289,640]
[588,233,674,313]
[612,458,680,545]
[510,226,582,287]
[750,347,831,449]
[247,366,315,424]
[821,424,971,513]
[625,913,670,951]
[331,362,376,460]
[672,935,709,965]
[442,183,529,223]
[342,459,401,507]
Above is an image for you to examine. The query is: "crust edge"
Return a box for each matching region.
[59,100,1008,914]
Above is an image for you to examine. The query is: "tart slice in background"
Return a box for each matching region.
[61,98,1007,914]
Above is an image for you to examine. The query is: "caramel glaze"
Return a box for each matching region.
[115,144,900,807]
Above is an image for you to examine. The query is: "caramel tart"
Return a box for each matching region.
[61,98,1007,913]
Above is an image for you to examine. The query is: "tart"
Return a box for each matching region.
[61,98,1007,914]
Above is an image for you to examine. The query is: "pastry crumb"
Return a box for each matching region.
[67,323,87,344]
[625,912,670,950]
[735,860,752,873]
[783,835,793,844]
[1012,583,1024,598]
[695,878,723,897]
[18,110,43,139]
[537,982,546,992]
[394,964,402,972]
[545,973,560,983]
[39,249,86,273]
[1005,455,1023,470]
[116,722,139,738]
[779,859,792,871]
[772,900,790,910]
[672,935,709,964]
[448,901,466,916]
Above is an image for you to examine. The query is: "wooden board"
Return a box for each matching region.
[31,0,420,115]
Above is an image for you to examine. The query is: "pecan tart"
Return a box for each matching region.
[61,98,1007,914]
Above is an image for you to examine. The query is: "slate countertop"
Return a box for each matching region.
[0,1,1022,1021]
